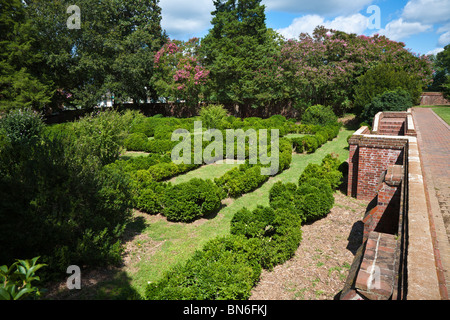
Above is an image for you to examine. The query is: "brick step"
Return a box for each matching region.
[380,121,404,124]
[379,123,404,127]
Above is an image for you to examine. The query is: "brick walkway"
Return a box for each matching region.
[412,107,450,299]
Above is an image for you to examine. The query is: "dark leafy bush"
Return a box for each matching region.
[161,178,225,222]
[134,182,168,215]
[301,135,318,153]
[362,88,413,122]
[0,108,44,145]
[353,63,422,115]
[261,207,302,269]
[230,205,302,270]
[301,104,338,126]
[268,181,299,213]
[290,137,304,153]
[199,104,228,129]
[144,139,175,154]
[0,110,133,278]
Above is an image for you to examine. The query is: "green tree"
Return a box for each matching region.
[25,0,166,109]
[431,44,450,98]
[200,0,277,112]
[0,0,53,111]
[353,63,423,114]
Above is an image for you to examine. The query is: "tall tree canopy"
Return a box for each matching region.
[0,0,53,111]
[200,0,278,109]
[430,44,450,98]
[24,0,166,110]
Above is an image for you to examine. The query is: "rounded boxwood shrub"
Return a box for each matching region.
[298,162,343,190]
[297,178,334,222]
[230,206,276,238]
[123,132,148,151]
[161,178,225,222]
[135,186,164,215]
[301,136,318,153]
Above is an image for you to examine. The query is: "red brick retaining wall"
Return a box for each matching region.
[420,92,450,106]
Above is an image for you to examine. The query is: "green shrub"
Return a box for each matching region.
[161,178,225,222]
[135,185,165,215]
[301,135,318,153]
[353,63,422,115]
[298,162,343,190]
[261,207,302,269]
[301,104,338,126]
[0,110,133,278]
[199,104,228,129]
[230,205,302,270]
[290,137,304,153]
[145,234,261,300]
[362,89,413,122]
[0,257,47,300]
[230,206,276,239]
[278,138,293,171]
[144,139,175,154]
[124,132,148,151]
[297,178,334,222]
[0,108,44,145]
[214,165,260,198]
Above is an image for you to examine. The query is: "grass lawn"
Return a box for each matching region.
[432,106,450,125]
[169,159,242,184]
[51,127,354,299]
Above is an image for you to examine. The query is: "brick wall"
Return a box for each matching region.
[362,165,403,241]
[420,92,450,106]
[348,134,406,201]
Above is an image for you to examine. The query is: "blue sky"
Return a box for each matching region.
[159,0,450,56]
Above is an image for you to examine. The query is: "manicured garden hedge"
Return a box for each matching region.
[289,123,341,154]
[145,153,343,300]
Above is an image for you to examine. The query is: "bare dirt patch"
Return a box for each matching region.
[249,191,367,300]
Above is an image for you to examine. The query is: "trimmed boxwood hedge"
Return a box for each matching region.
[145,234,262,300]
[144,154,341,300]
[161,178,226,222]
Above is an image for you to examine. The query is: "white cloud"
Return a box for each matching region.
[438,31,450,46]
[402,0,450,24]
[276,13,369,39]
[426,47,444,55]
[263,0,374,16]
[159,0,214,39]
[377,18,433,41]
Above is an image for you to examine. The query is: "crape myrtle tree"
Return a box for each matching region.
[24,0,166,110]
[273,26,433,116]
[152,38,210,108]
[200,0,280,113]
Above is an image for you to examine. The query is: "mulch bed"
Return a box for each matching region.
[249,191,367,300]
